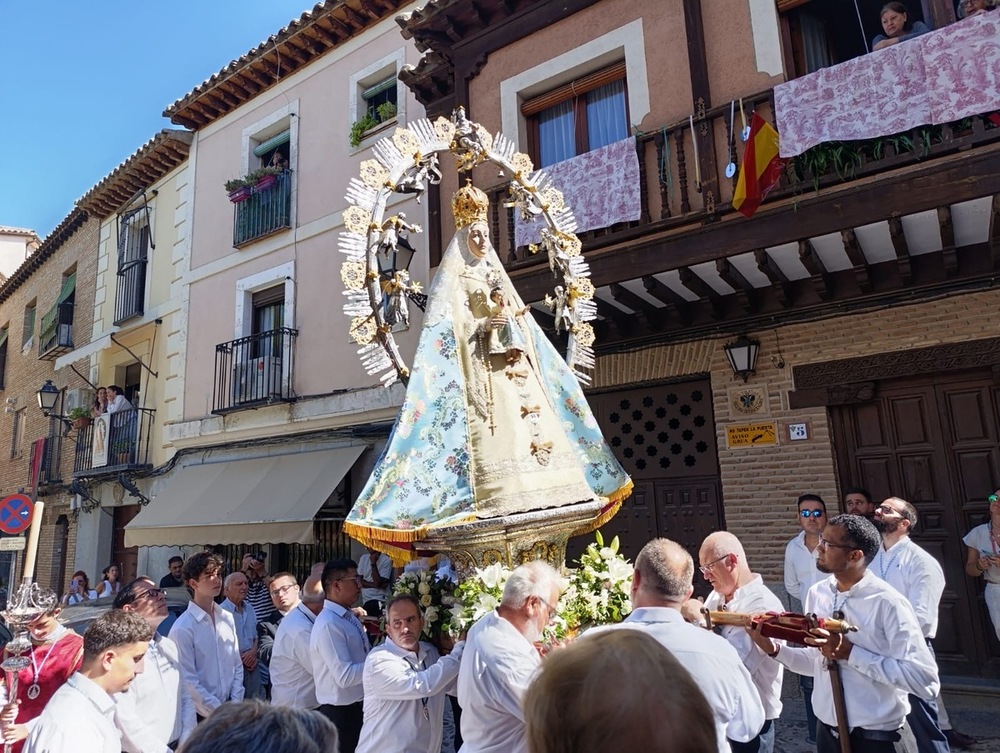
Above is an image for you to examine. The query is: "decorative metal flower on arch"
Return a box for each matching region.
[339,107,598,387]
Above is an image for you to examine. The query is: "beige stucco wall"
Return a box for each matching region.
[181,13,429,429]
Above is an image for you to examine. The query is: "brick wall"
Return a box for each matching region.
[591,288,1000,585]
[0,217,99,596]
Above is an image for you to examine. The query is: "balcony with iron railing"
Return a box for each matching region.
[212,327,298,414]
[233,169,292,247]
[73,408,154,477]
[38,301,74,361]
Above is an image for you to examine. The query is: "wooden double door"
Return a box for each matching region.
[570,379,725,597]
[832,372,1000,678]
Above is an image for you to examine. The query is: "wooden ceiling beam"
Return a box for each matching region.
[716,258,760,313]
[937,205,958,276]
[888,217,913,285]
[243,64,273,90]
[341,6,367,29]
[609,283,664,329]
[678,267,726,318]
[359,0,382,20]
[278,40,309,65]
[443,14,464,42]
[312,20,343,45]
[753,249,793,307]
[798,239,833,300]
[594,297,634,335]
[840,229,872,294]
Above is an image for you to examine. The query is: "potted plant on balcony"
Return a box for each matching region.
[111,438,133,465]
[349,102,399,148]
[68,406,91,430]
[251,166,283,191]
[225,177,253,203]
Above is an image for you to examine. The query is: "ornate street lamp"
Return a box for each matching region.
[723,335,761,382]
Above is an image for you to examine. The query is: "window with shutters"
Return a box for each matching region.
[523,62,630,168]
[0,325,8,390]
[235,105,297,247]
[349,50,406,149]
[779,0,930,76]
[115,205,150,325]
[39,267,76,358]
[21,300,35,352]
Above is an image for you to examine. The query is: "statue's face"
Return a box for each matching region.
[467,222,490,258]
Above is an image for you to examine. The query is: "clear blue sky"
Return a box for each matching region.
[0,1,316,237]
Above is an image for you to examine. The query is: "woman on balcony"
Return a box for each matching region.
[872,2,932,50]
[958,0,995,18]
[90,386,107,418]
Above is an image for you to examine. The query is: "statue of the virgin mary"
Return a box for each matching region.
[344,182,631,562]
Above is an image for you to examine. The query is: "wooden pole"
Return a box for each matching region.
[21,500,44,581]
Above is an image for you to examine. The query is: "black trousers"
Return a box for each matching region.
[818,722,917,753]
[317,701,364,753]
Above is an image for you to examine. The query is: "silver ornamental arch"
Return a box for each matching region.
[339,108,598,387]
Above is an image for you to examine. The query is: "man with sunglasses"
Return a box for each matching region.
[748,514,939,753]
[871,498,960,752]
[114,577,196,752]
[311,559,369,753]
[784,494,828,745]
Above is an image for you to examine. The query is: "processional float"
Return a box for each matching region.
[338,108,631,575]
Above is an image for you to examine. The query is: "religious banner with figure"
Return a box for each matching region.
[92,414,110,467]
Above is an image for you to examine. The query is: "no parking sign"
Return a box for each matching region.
[0,494,34,535]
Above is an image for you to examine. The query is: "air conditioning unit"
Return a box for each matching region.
[232,356,282,404]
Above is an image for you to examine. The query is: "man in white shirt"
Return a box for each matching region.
[271,573,326,709]
[220,571,261,699]
[25,610,152,753]
[457,560,561,753]
[749,514,939,753]
[783,493,828,745]
[105,384,134,414]
[310,558,369,753]
[114,577,196,752]
[699,531,783,753]
[872,498,953,753]
[588,538,764,753]
[357,594,464,753]
[257,571,301,700]
[357,547,393,616]
[168,551,244,718]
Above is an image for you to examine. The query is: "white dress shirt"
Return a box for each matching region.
[310,599,369,705]
[357,553,393,606]
[25,673,120,753]
[784,531,825,606]
[777,571,940,731]
[220,598,258,651]
[114,634,196,753]
[168,601,244,716]
[357,639,465,753]
[106,394,134,413]
[870,536,945,639]
[704,576,785,720]
[271,602,320,709]
[457,610,540,753]
[587,607,764,753]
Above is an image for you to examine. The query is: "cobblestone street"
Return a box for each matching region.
[775,685,1000,753]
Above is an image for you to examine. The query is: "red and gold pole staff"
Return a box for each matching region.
[700,609,857,643]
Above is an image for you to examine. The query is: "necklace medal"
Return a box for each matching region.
[26,684,40,700]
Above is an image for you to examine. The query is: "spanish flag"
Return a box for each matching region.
[733,112,785,219]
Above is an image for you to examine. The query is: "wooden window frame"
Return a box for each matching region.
[522,61,629,166]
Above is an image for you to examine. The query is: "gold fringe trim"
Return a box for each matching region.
[343,514,482,567]
[571,479,633,536]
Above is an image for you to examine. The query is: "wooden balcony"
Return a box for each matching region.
[488,93,1000,344]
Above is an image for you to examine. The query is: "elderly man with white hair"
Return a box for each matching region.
[220,571,261,699]
[457,559,562,753]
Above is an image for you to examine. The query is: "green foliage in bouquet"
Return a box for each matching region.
[558,530,634,635]
[444,562,510,635]
[391,565,457,640]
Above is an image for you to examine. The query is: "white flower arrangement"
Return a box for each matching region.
[392,563,457,639]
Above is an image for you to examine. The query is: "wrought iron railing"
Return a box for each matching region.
[485,91,1000,270]
[233,170,292,247]
[38,301,74,359]
[213,327,298,414]
[115,258,147,325]
[73,408,155,477]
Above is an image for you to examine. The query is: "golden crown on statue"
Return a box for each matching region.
[451,181,489,229]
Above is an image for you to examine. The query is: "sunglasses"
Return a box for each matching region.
[989,494,999,504]
[799,509,824,518]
